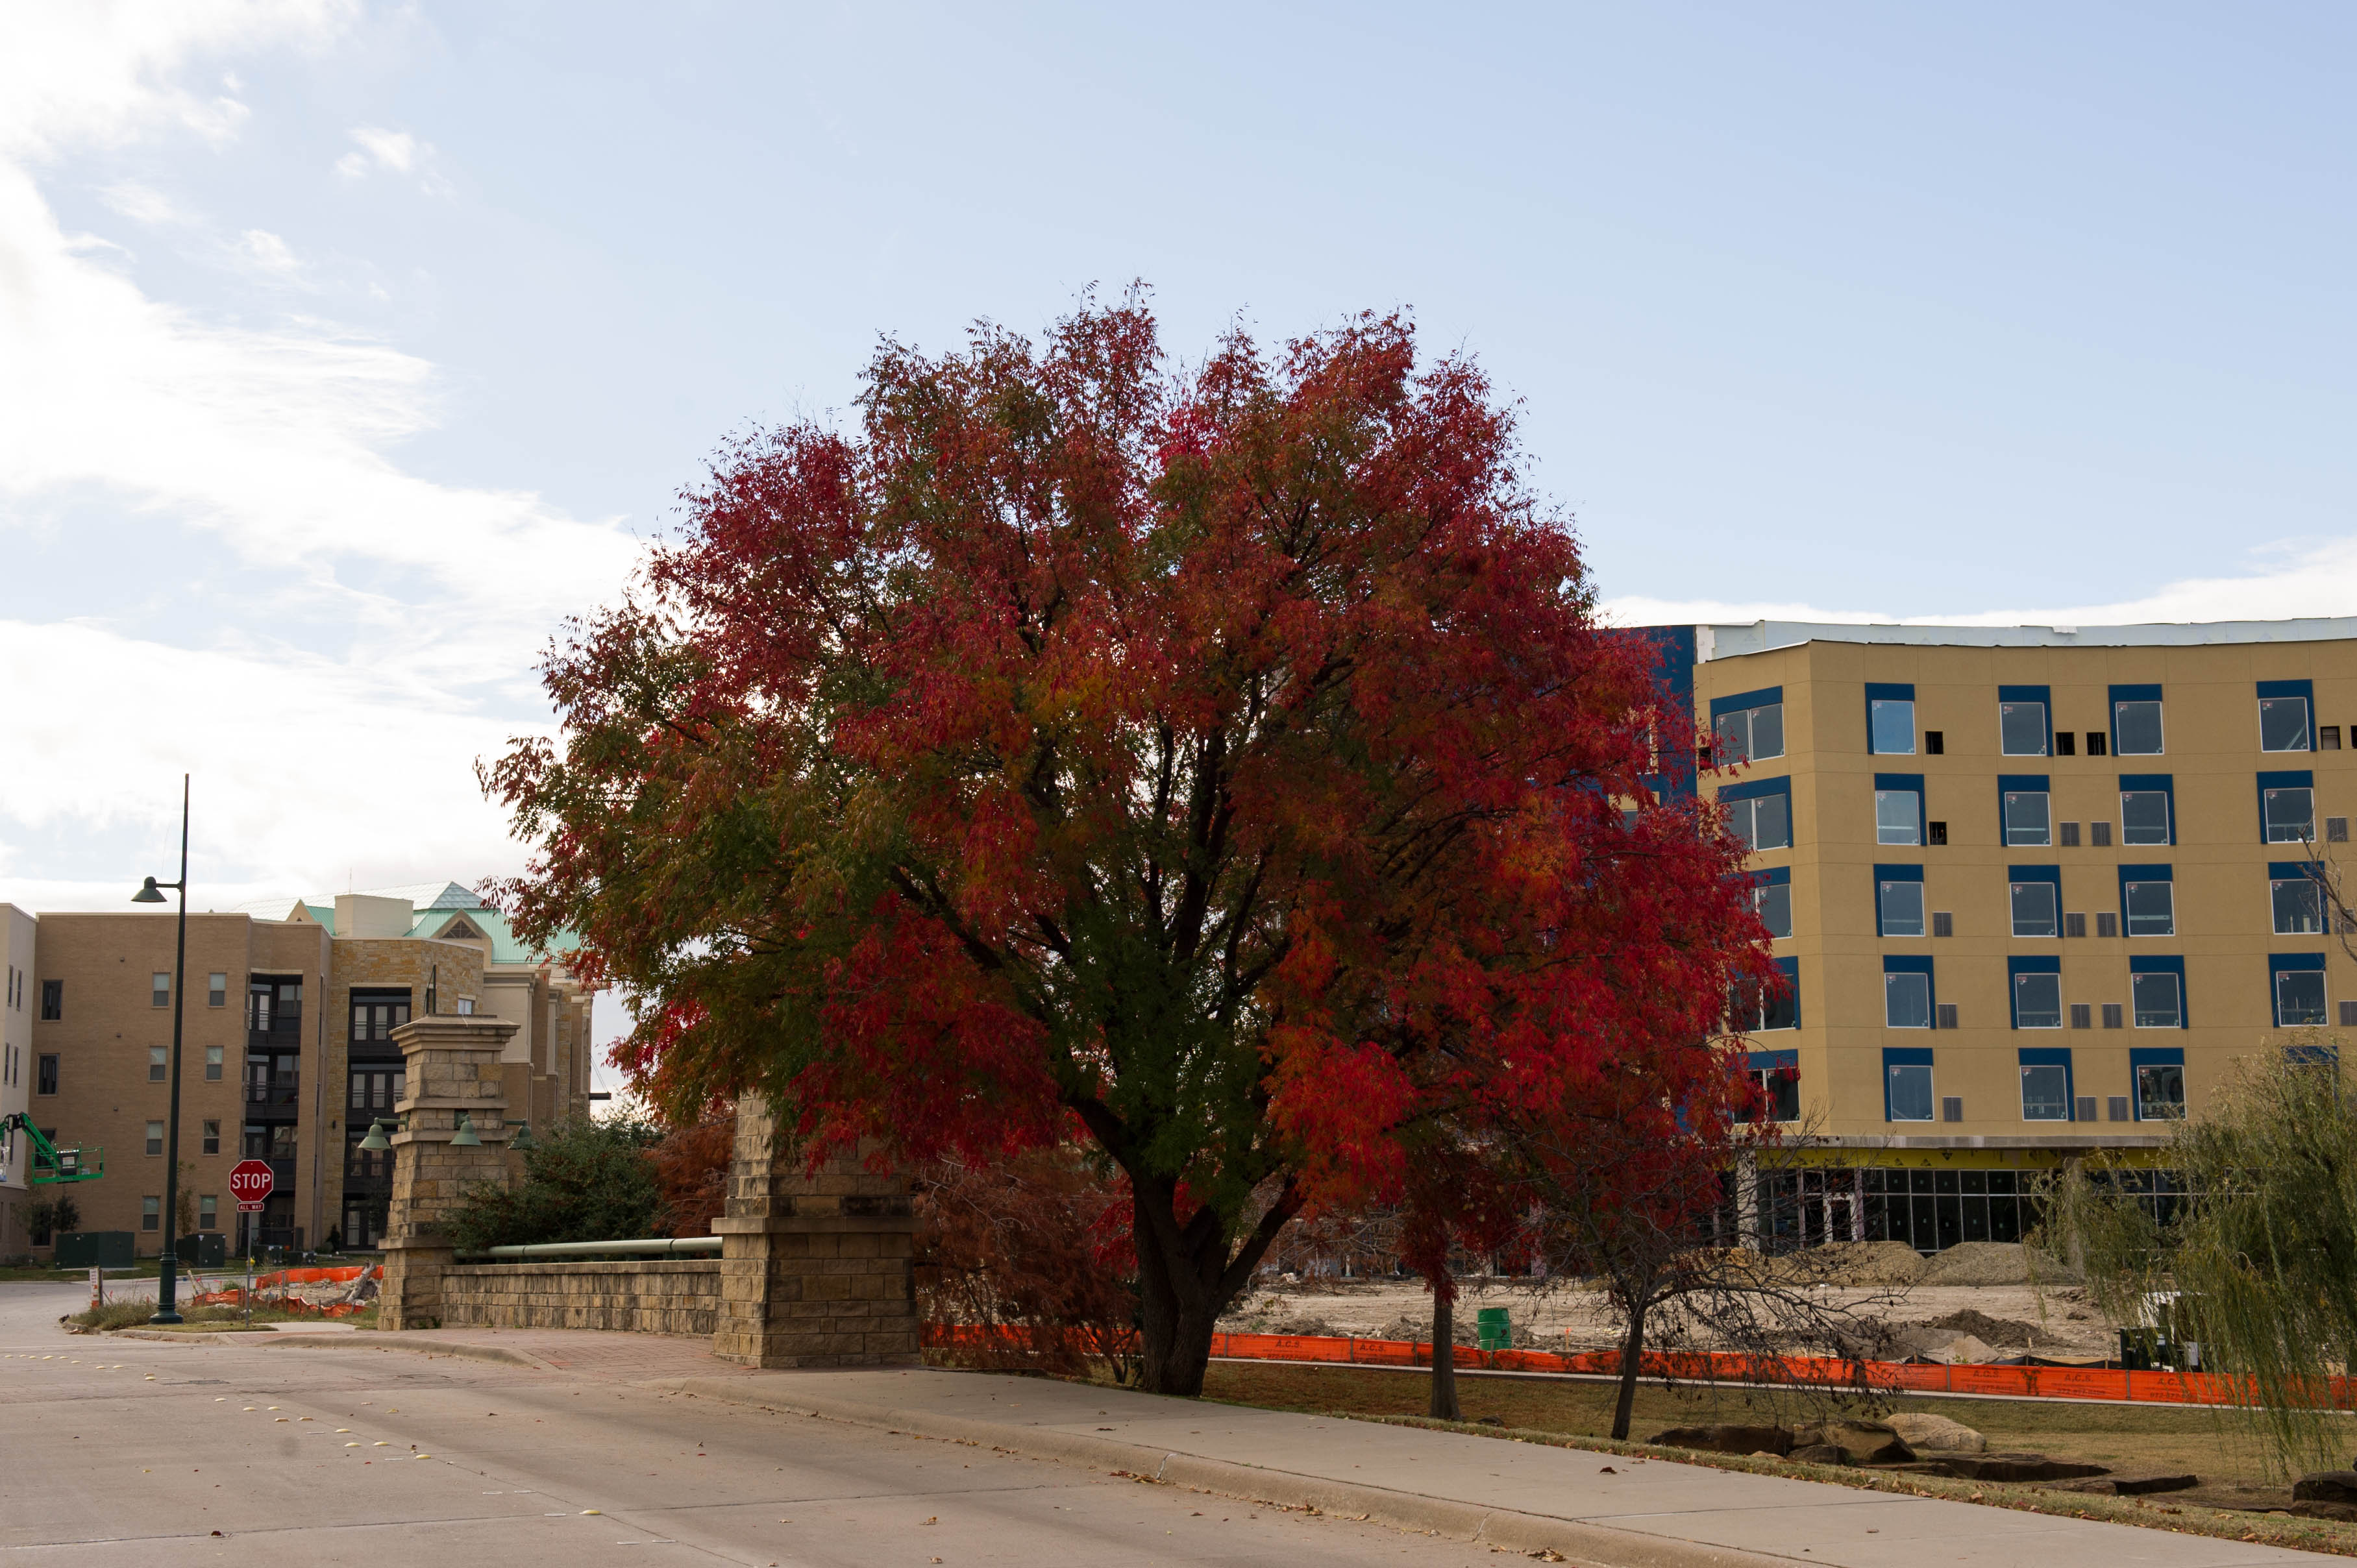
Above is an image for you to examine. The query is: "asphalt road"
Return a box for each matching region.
[0,1282,1493,1567]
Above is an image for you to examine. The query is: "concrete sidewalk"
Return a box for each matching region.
[268,1325,2327,1565]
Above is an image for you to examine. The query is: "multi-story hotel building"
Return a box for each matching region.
[8,882,593,1258]
[1648,615,2357,1254]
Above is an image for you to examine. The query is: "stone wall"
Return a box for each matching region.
[440,1258,719,1336]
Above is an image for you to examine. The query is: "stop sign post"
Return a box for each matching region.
[229,1158,275,1212]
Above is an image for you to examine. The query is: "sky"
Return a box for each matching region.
[5,3,2356,1081]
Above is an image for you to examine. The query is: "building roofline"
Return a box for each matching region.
[1681,615,2357,662]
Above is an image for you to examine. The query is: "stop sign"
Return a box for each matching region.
[229,1158,275,1212]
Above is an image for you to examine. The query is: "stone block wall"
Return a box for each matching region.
[440,1258,720,1336]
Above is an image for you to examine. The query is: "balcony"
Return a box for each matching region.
[244,1075,300,1112]
[245,1003,302,1049]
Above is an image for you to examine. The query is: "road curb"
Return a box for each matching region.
[660,1375,1798,1568]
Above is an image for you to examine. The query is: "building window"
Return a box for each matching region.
[202,1119,220,1155]
[2000,691,2050,757]
[1713,688,1785,764]
[2120,785,2173,846]
[2013,970,2064,1029]
[151,972,170,1008]
[2056,731,2076,756]
[2019,1053,2072,1120]
[1746,1051,1799,1121]
[2112,687,2164,756]
[1884,1050,1934,1122]
[142,1196,160,1232]
[198,1195,217,1231]
[1875,789,1921,845]
[350,990,415,1044]
[455,996,475,1016]
[36,1053,56,1095]
[204,1044,223,1081]
[2260,687,2314,752]
[1721,781,1791,852]
[208,972,227,1008]
[145,1120,163,1156]
[1884,964,1934,1029]
[2132,969,2184,1028]
[1877,872,1925,937]
[2103,1002,2125,1028]
[2071,1003,2093,1028]
[1866,683,1915,755]
[2275,957,2328,1028]
[2122,876,2175,937]
[2264,781,2317,844]
[1752,874,1792,940]
[2003,787,2051,846]
[2273,869,2326,935]
[39,979,60,1020]
[2009,878,2059,938]
[148,1046,167,1082]
[2135,1051,2186,1120]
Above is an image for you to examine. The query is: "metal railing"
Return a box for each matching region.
[455,1236,723,1261]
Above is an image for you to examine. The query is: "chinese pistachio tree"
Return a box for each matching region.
[484,297,1770,1395]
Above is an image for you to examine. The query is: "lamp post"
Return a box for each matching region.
[131,774,190,1325]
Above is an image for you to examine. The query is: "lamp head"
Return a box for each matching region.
[356,1120,390,1152]
[131,876,167,904]
[508,1121,537,1152]
[449,1112,483,1149]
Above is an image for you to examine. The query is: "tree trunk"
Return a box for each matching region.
[1429,1284,1461,1421]
[1611,1298,1648,1441]
[1126,1175,1298,1397]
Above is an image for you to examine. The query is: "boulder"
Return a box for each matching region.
[2063,1474,2197,1497]
[1938,1453,2110,1483]
[1886,1412,1987,1454]
[1645,1424,1793,1456]
[1792,1421,1914,1466]
[1788,1443,1848,1465]
[2295,1501,2357,1523]
[2294,1471,2357,1506]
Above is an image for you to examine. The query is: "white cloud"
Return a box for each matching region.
[0,2,645,913]
[335,123,449,194]
[1605,535,2357,632]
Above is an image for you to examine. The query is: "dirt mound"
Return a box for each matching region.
[1920,1308,2043,1345]
[1797,1241,1927,1286]
[1917,1242,2080,1287]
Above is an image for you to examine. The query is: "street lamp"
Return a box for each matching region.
[130,774,191,1325]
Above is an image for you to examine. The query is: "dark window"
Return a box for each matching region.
[2137,1063,2185,1118]
[1754,881,1792,939]
[1925,730,1945,755]
[1941,1096,1964,1123]
[2064,913,2086,938]
[2103,1003,2125,1029]
[2055,731,2076,756]
[2325,726,2344,751]
[151,972,169,1008]
[39,979,60,1020]
[2097,912,2119,938]
[207,972,227,1008]
[2086,731,2109,756]
[2090,820,2112,847]
[2332,817,2351,844]
[202,1119,221,1155]
[1749,1066,1799,1121]
[1932,911,1954,938]
[1936,1003,1960,1029]
[142,1196,160,1232]
[2114,702,2162,755]
[36,1053,56,1095]
[350,988,413,1046]
[2060,821,2080,846]
[2001,701,2049,757]
[2262,695,2312,752]
[1927,820,1949,846]
[2070,1003,2092,1029]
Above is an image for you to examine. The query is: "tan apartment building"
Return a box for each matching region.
[1644,615,2357,1253]
[18,882,593,1257]
[3,904,35,1255]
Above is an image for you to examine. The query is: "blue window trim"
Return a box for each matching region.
[1875,772,1925,795]
[1882,954,1938,1030]
[1882,1046,1934,1122]
[1631,626,1698,802]
[1865,683,1916,755]
[2007,953,2063,1030]
[1744,1048,1797,1070]
[2110,683,2164,757]
[2129,953,2189,1028]
[1709,685,1783,722]
[2271,951,2327,971]
[2130,1045,2185,1121]
[1999,685,2054,756]
[1720,774,1792,804]
[2258,770,2317,844]
[2117,773,2177,846]
[1873,863,1923,937]
[2258,679,2318,753]
[2016,1045,2076,1121]
[2270,860,2325,881]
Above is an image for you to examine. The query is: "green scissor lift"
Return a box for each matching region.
[0,1112,104,1184]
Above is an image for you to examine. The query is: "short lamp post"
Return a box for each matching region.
[130,774,191,1325]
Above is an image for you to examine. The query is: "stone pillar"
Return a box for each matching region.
[378,1016,519,1330]
[711,1094,920,1367]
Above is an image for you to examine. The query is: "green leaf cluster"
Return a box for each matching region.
[445,1115,665,1252]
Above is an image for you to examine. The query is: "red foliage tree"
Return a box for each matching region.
[648,1105,735,1239]
[482,295,1770,1395]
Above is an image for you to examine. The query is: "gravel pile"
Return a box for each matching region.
[1917,1242,2079,1286]
[1797,1241,1928,1286]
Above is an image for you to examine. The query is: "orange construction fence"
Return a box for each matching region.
[926,1323,2307,1408]
[186,1263,380,1317]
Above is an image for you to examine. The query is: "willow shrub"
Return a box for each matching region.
[2044,1050,2357,1473]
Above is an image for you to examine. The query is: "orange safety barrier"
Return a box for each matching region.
[922,1323,2343,1410]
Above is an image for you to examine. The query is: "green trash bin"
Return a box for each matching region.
[1475,1305,1511,1350]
